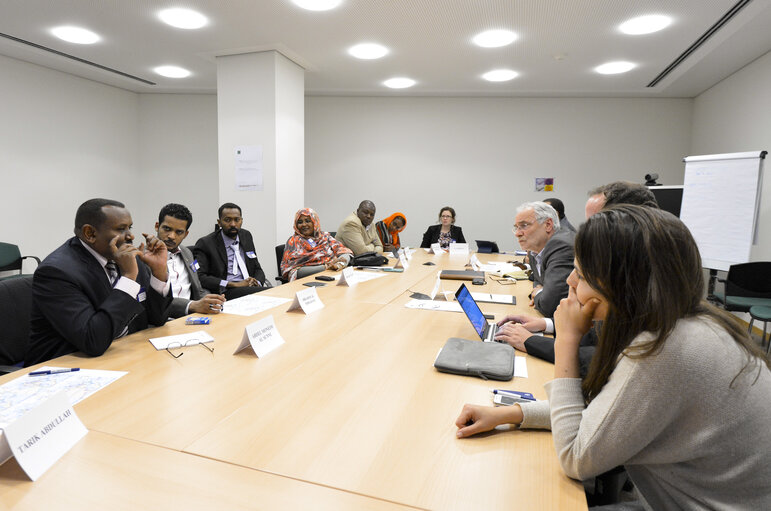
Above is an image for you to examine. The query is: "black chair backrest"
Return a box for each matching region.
[275,244,285,277]
[0,242,22,272]
[726,262,771,298]
[0,274,34,366]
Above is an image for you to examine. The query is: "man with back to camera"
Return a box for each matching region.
[26,198,172,366]
[155,203,226,318]
[336,200,384,256]
[496,182,660,374]
[543,197,576,233]
[513,201,575,318]
[193,202,268,300]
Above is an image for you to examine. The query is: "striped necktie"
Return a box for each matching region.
[105,261,120,286]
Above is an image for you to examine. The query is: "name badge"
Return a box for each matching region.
[137,287,146,302]
[190,259,200,272]
[245,251,257,259]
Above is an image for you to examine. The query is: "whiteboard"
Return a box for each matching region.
[679,151,765,271]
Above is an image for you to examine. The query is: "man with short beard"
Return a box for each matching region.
[193,202,267,300]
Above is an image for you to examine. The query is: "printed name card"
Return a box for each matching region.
[470,253,481,271]
[399,247,412,261]
[0,391,87,481]
[393,252,410,270]
[287,286,325,314]
[449,243,469,255]
[233,315,285,357]
[430,243,442,254]
[429,271,453,301]
[336,267,357,287]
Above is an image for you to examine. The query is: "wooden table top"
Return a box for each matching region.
[0,249,586,511]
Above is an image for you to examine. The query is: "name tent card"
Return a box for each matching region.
[429,271,453,301]
[287,286,325,314]
[336,267,357,287]
[233,315,285,357]
[430,243,442,254]
[449,243,470,255]
[394,252,410,270]
[470,253,482,271]
[0,391,87,481]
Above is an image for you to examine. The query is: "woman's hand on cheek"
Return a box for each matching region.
[554,286,600,345]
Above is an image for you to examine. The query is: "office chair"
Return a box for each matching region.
[714,262,771,312]
[329,231,336,238]
[748,305,771,352]
[0,275,34,374]
[0,242,41,280]
[275,244,287,284]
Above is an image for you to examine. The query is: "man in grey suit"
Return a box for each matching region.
[513,201,575,318]
[155,203,225,318]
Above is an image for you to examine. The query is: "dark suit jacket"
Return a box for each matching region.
[530,229,575,317]
[193,228,266,294]
[525,328,597,378]
[420,225,466,248]
[26,237,171,366]
[165,245,207,318]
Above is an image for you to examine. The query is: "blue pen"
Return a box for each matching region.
[491,389,536,401]
[29,368,80,376]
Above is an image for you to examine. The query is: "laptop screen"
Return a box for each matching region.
[455,283,486,340]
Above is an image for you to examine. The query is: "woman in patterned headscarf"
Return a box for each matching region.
[280,208,352,281]
[374,212,407,252]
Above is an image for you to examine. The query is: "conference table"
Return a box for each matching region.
[0,249,587,510]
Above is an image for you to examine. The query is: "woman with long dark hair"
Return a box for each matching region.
[455,205,771,508]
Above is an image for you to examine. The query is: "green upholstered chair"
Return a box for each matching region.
[748,305,771,353]
[714,262,771,312]
[0,242,41,281]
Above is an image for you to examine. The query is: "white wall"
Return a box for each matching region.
[691,50,771,262]
[0,55,220,276]
[0,54,139,271]
[136,94,219,247]
[305,96,693,251]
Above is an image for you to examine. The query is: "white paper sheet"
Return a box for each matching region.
[405,299,462,312]
[0,367,127,430]
[221,294,292,316]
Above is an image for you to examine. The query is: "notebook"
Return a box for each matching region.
[455,283,500,342]
[439,270,485,281]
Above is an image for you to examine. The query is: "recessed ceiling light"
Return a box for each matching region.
[482,69,519,82]
[619,15,672,35]
[292,0,342,11]
[158,8,208,29]
[472,29,517,48]
[595,61,636,75]
[51,26,100,44]
[383,77,416,89]
[348,43,389,60]
[154,65,191,78]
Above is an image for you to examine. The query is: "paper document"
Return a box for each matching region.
[0,367,126,430]
[514,356,528,378]
[405,299,463,312]
[149,331,214,350]
[222,294,291,316]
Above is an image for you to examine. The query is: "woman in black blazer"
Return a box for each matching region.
[420,206,466,248]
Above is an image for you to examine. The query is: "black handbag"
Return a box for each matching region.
[351,251,389,266]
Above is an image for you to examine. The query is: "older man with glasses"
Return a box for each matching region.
[512,201,575,318]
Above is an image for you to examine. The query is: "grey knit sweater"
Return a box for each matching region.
[519,316,771,510]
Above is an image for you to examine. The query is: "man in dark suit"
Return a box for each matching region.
[26,198,172,366]
[513,201,575,318]
[193,202,267,300]
[155,203,225,318]
[495,182,660,374]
